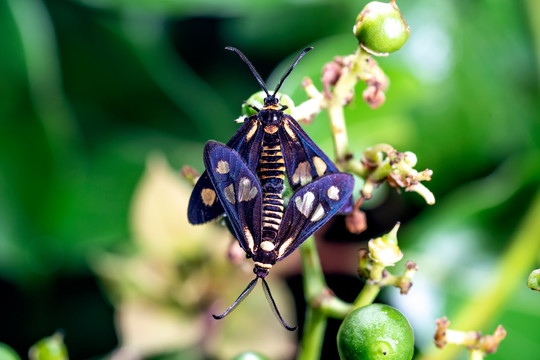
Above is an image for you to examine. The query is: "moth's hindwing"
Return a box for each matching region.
[187,171,224,225]
[278,116,354,213]
[203,140,262,255]
[274,173,354,261]
[188,117,263,224]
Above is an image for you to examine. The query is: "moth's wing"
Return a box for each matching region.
[278,115,353,213]
[187,171,225,224]
[188,116,263,224]
[275,173,354,261]
[203,141,262,255]
[227,115,264,170]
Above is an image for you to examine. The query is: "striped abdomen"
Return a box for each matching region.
[257,125,285,241]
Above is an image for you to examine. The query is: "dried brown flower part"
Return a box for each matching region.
[322,57,344,98]
[479,325,507,354]
[346,198,368,234]
[181,165,200,186]
[363,84,386,109]
[399,261,419,295]
[434,317,451,348]
[434,317,507,356]
[345,209,367,234]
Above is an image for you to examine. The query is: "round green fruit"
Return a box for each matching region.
[231,351,270,360]
[241,91,294,117]
[337,304,414,360]
[353,1,410,56]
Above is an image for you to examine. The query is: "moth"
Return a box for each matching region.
[204,140,354,330]
[187,46,353,225]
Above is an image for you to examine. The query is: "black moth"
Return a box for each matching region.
[187,46,353,225]
[190,47,355,330]
[204,140,354,330]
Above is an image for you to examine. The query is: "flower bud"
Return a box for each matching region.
[368,223,403,267]
[353,1,410,56]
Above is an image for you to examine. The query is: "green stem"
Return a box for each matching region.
[345,158,368,178]
[300,237,327,299]
[326,49,370,163]
[297,307,327,360]
[352,282,380,309]
[327,100,350,163]
[298,237,328,360]
[469,349,484,360]
[319,296,353,319]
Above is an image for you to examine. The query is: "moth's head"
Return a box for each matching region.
[263,94,279,107]
[263,94,289,113]
[254,266,270,278]
[225,46,312,113]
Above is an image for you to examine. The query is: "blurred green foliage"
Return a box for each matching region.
[0,0,539,359]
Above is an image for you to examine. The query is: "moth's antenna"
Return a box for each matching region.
[273,47,313,96]
[262,278,297,331]
[225,46,270,96]
[213,277,259,320]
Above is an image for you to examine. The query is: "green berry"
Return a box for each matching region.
[231,351,270,360]
[241,91,294,117]
[528,269,540,291]
[353,1,410,56]
[0,343,21,360]
[337,304,414,360]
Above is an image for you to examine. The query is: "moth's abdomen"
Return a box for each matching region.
[258,127,285,241]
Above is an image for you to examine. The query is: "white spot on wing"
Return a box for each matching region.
[201,188,216,206]
[283,119,297,140]
[311,204,325,222]
[327,185,340,200]
[224,183,236,204]
[295,192,315,217]
[278,237,294,258]
[244,227,255,252]
[216,160,230,174]
[312,156,327,176]
[245,122,258,141]
[238,177,258,202]
[292,161,313,186]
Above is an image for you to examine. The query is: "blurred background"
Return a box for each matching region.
[1,0,539,359]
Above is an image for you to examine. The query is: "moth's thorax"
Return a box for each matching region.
[259,108,283,126]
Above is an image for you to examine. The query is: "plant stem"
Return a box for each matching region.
[327,102,350,162]
[300,237,327,299]
[319,296,353,319]
[469,349,484,360]
[297,307,327,360]
[352,282,380,309]
[298,237,328,360]
[326,48,371,163]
